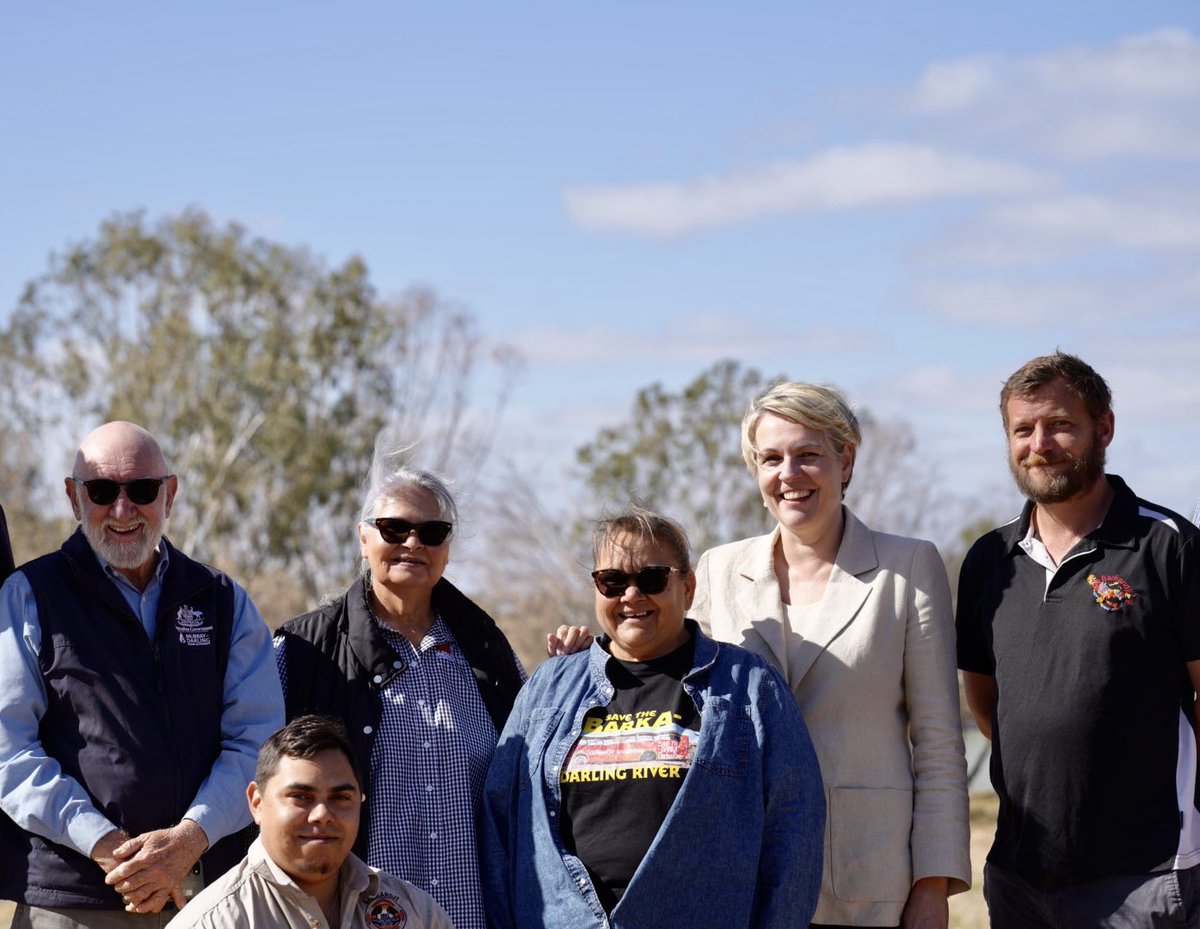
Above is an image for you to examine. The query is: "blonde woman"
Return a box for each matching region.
[691,382,970,929]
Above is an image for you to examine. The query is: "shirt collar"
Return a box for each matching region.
[1009,473,1139,558]
[249,837,378,901]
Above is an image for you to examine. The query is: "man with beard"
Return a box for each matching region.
[957,352,1200,928]
[0,422,284,927]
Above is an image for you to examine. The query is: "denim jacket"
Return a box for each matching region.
[480,621,825,929]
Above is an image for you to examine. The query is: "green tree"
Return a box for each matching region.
[574,359,958,557]
[575,360,777,554]
[0,210,519,618]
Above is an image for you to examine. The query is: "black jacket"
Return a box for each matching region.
[276,576,524,860]
[0,529,242,908]
[0,503,14,584]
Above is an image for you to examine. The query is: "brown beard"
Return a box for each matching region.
[1009,429,1106,504]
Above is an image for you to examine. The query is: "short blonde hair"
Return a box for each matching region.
[740,382,862,491]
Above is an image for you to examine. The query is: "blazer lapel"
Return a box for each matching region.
[731,530,790,674]
[787,508,878,685]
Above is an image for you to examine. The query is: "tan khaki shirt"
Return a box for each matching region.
[167,838,454,929]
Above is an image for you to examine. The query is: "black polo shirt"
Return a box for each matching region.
[957,475,1200,882]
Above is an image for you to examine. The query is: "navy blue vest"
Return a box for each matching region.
[0,529,244,908]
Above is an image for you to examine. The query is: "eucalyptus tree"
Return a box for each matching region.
[0,210,518,614]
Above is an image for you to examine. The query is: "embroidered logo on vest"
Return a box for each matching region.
[175,606,213,646]
[364,893,408,928]
[1087,573,1136,613]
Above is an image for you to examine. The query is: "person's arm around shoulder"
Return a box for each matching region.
[750,661,825,929]
[0,572,123,861]
[901,539,971,921]
[545,625,592,657]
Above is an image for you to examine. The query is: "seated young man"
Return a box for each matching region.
[168,715,452,929]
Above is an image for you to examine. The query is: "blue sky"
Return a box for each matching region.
[3,2,1198,543]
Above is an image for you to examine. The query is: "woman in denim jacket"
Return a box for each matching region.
[480,507,825,929]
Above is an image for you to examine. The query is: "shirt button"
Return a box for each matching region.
[363,725,373,735]
[423,741,431,749]
[373,674,383,684]
[429,832,437,840]
[431,878,439,887]
[426,784,434,793]
[549,810,556,818]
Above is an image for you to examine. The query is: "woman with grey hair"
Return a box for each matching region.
[273,439,529,929]
[691,382,971,929]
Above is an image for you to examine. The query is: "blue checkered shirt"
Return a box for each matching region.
[276,612,524,929]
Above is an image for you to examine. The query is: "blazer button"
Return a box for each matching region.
[363,725,373,735]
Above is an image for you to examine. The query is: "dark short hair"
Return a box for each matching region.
[1000,351,1112,427]
[255,715,363,789]
[592,505,692,573]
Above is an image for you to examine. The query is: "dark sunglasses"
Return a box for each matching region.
[69,476,170,506]
[591,565,684,598]
[364,517,453,547]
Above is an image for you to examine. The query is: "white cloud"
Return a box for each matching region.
[563,143,1051,237]
[913,28,1200,112]
[928,191,1200,265]
[920,265,1200,327]
[909,28,1200,160]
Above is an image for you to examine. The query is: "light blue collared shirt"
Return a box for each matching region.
[0,539,284,858]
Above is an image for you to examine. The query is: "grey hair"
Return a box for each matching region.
[591,505,692,573]
[358,433,459,527]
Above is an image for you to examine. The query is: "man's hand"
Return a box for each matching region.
[900,876,950,929]
[90,828,133,874]
[546,625,593,657]
[103,820,209,913]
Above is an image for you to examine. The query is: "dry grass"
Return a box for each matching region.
[950,791,997,929]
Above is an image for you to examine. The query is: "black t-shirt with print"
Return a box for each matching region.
[559,636,701,913]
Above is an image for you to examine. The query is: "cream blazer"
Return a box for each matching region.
[692,509,970,927]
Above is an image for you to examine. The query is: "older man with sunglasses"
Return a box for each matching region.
[0,421,284,928]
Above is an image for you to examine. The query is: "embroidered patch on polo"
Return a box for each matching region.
[1087,573,1136,613]
[364,894,408,929]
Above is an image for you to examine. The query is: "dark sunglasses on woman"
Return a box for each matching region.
[364,517,453,547]
[591,565,683,598]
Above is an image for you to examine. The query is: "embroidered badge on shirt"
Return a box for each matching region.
[364,894,408,929]
[175,605,213,646]
[1087,573,1136,613]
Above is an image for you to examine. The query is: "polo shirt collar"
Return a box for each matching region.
[1007,473,1139,557]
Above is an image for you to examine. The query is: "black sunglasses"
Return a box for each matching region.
[69,476,170,506]
[591,565,683,598]
[364,517,453,547]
